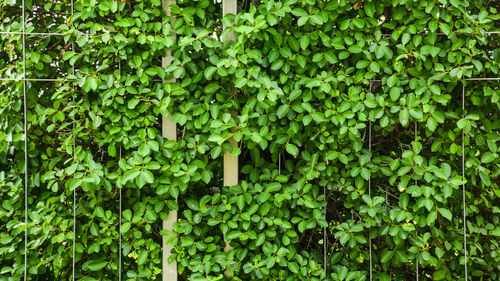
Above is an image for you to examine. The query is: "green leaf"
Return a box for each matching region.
[364,2,375,17]
[299,35,309,50]
[399,109,409,126]
[340,19,350,31]
[108,144,116,157]
[128,98,140,109]
[338,266,348,280]
[375,45,385,59]
[364,98,377,108]
[435,247,445,259]
[287,262,299,274]
[236,195,245,210]
[121,222,131,233]
[439,23,451,35]
[427,210,437,226]
[409,108,423,119]
[348,45,362,53]
[256,233,265,246]
[123,169,140,184]
[123,209,132,221]
[381,250,394,263]
[292,8,307,17]
[89,77,98,91]
[339,154,348,164]
[95,207,104,218]
[429,20,438,32]
[205,83,220,94]
[286,143,299,158]
[369,61,380,73]
[457,118,467,129]
[137,251,148,265]
[270,59,284,71]
[427,117,437,131]
[310,15,323,25]
[204,66,217,80]
[429,85,441,95]
[390,87,401,101]
[69,179,83,191]
[102,32,111,43]
[63,51,76,61]
[297,55,306,68]
[438,208,452,221]
[266,182,282,193]
[433,270,446,281]
[481,152,496,163]
[86,260,108,271]
[352,18,365,29]
[491,229,500,236]
[297,16,308,26]
[331,37,344,50]
[201,170,211,184]
[142,170,154,184]
[138,143,150,156]
[402,33,410,45]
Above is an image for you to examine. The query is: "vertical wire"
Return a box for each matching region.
[71,1,76,280]
[22,0,28,279]
[72,149,76,281]
[119,146,122,281]
[71,0,74,77]
[414,122,419,281]
[72,140,76,281]
[461,5,468,277]
[462,82,467,280]
[278,154,281,175]
[118,60,122,281]
[368,81,373,281]
[323,184,327,277]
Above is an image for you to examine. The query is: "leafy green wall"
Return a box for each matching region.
[0,0,499,280]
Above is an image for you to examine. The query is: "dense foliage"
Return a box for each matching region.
[0,0,499,280]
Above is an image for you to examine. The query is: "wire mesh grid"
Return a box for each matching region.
[4,1,499,280]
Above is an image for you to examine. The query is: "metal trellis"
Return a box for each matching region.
[4,3,499,280]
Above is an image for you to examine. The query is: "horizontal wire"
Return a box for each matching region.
[0,78,164,82]
[0,78,63,81]
[0,31,499,37]
[1,77,498,82]
[464,77,500,81]
[0,31,90,36]
[1,31,66,36]
[369,78,500,82]
[381,31,500,36]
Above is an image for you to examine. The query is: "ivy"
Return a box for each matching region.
[0,0,499,280]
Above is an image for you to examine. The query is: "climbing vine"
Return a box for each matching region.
[0,0,499,280]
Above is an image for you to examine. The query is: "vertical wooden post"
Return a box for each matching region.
[222,0,238,276]
[223,139,239,188]
[222,0,237,42]
[222,0,238,214]
[162,1,177,281]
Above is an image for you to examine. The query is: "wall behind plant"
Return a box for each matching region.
[0,0,499,280]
